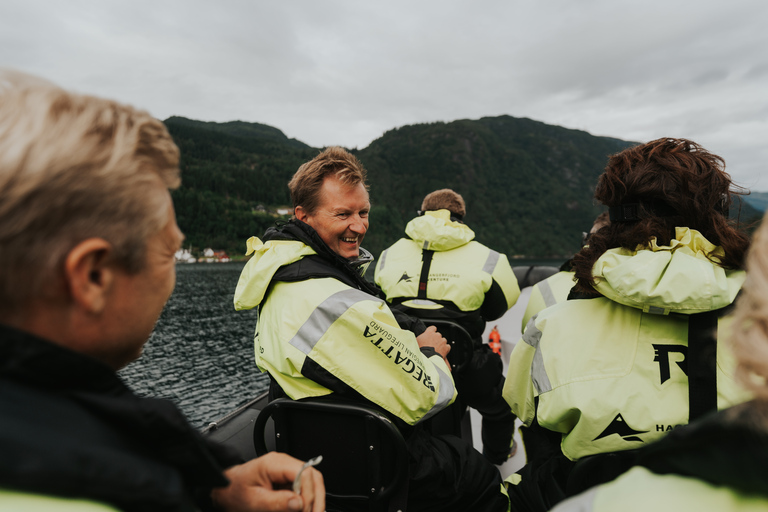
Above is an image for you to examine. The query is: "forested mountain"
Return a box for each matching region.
[355,116,633,258]
[164,115,761,260]
[165,117,317,254]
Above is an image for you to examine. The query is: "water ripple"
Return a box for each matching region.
[119,262,269,429]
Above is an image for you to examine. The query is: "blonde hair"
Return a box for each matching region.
[0,71,180,309]
[288,146,368,215]
[421,188,466,217]
[732,209,768,399]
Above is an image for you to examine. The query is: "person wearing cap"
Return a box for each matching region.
[550,207,768,512]
[234,149,510,512]
[502,138,753,511]
[374,188,521,466]
[0,70,324,512]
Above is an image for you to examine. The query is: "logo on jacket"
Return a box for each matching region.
[653,344,688,384]
[593,413,648,443]
[397,272,413,284]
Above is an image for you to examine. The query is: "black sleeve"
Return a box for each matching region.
[299,357,412,432]
[480,280,509,321]
[419,346,438,358]
[391,308,427,336]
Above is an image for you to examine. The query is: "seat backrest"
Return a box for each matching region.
[254,397,409,512]
[418,318,474,373]
[513,265,560,289]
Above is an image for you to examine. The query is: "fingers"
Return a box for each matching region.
[213,453,325,512]
[300,467,325,512]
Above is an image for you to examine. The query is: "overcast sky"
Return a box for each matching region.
[2,0,766,190]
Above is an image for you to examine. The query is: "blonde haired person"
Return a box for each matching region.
[550,207,768,511]
[0,70,324,512]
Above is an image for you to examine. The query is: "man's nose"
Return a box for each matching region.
[350,215,367,233]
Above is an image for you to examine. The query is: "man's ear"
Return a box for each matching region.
[64,238,115,314]
[295,205,308,223]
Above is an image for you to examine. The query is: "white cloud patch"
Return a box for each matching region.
[2,0,766,189]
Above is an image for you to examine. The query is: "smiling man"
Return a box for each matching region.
[295,171,369,259]
[234,146,510,511]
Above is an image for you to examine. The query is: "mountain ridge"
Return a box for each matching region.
[163,115,763,259]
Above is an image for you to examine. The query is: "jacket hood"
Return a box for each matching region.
[404,210,475,251]
[592,227,745,314]
[233,235,315,310]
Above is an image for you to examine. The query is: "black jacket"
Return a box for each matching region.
[0,324,238,511]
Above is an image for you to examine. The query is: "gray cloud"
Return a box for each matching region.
[2,0,766,189]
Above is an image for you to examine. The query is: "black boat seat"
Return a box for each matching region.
[253,397,409,512]
[512,265,559,289]
[398,318,473,438]
[417,318,474,374]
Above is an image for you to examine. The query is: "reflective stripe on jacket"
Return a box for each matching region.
[503,228,751,461]
[235,236,456,426]
[521,271,575,333]
[374,210,520,315]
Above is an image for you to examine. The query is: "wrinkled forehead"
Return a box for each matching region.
[316,174,369,208]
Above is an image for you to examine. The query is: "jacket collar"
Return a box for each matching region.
[0,323,120,393]
[0,323,232,492]
[265,220,381,295]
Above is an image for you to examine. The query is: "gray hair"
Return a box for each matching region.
[0,70,180,310]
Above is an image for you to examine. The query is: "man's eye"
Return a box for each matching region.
[360,211,369,218]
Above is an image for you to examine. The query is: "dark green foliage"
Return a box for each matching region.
[166,116,311,149]
[165,117,317,255]
[357,116,635,258]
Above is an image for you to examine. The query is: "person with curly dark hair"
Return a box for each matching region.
[502,138,753,512]
[551,207,768,512]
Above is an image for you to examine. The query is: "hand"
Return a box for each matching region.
[416,325,451,369]
[211,452,325,512]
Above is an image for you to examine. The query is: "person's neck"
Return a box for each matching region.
[0,299,66,341]
[1,299,121,370]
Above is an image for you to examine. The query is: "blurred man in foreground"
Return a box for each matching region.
[0,70,323,512]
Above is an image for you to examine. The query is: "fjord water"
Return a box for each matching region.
[119,262,268,429]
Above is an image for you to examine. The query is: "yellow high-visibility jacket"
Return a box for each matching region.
[550,401,768,512]
[374,210,519,338]
[0,489,117,511]
[520,271,576,333]
[552,467,767,512]
[503,228,751,461]
[234,224,456,426]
